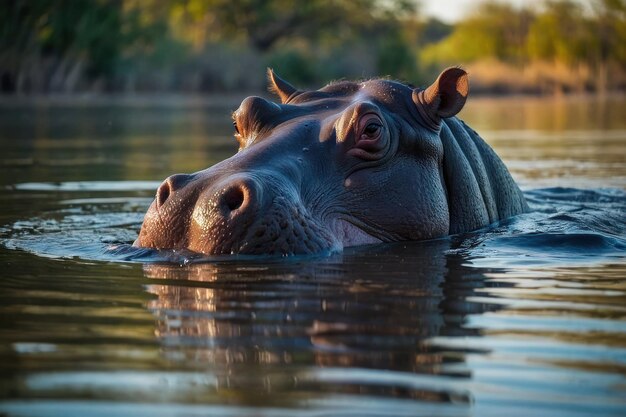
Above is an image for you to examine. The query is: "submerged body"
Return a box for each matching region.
[135,68,527,255]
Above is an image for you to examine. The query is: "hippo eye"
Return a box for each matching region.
[363,122,382,138]
[233,121,240,135]
[349,114,388,160]
[356,114,384,142]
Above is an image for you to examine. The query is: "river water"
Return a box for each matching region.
[0,94,625,417]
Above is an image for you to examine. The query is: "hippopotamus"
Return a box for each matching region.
[135,67,528,256]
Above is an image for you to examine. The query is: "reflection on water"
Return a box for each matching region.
[143,242,469,406]
[0,95,625,416]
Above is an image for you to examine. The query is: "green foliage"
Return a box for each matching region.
[526,1,597,65]
[423,0,626,69]
[421,0,626,92]
[376,31,419,81]
[266,49,316,86]
[422,2,533,64]
[0,0,166,92]
[593,0,626,64]
[418,18,454,45]
[1,0,624,94]
[0,0,423,93]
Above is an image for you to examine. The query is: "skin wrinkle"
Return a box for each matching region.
[340,161,411,242]
[440,123,490,234]
[298,116,369,245]
[338,172,399,242]
[304,181,336,224]
[305,172,347,240]
[151,186,195,249]
[438,162,449,234]
[446,118,497,223]
[464,123,528,218]
[447,121,491,220]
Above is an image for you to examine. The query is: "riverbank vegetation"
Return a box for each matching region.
[1,0,624,95]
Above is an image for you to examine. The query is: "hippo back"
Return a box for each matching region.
[440,117,528,234]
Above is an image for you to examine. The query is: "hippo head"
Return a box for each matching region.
[135,68,476,256]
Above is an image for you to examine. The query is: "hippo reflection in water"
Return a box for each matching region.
[135,67,528,255]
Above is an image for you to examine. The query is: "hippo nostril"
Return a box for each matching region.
[156,173,192,208]
[156,181,171,208]
[222,186,245,212]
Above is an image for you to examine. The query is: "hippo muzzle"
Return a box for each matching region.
[135,68,528,256]
[136,168,340,255]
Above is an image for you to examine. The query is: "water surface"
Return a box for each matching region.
[0,94,625,416]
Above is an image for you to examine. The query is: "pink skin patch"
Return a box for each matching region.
[334,219,382,247]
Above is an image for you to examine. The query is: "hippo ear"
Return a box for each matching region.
[267,68,299,104]
[412,67,469,130]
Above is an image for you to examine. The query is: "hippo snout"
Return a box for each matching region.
[136,171,339,256]
[137,173,259,250]
[187,175,338,255]
[155,173,259,218]
[188,175,265,249]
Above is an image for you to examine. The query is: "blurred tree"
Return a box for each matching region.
[591,0,626,90]
[130,0,423,88]
[594,0,626,61]
[267,48,316,84]
[418,18,453,45]
[0,0,45,91]
[376,26,419,81]
[0,0,166,93]
[166,0,419,52]
[2,0,623,94]
[421,2,534,64]
[526,1,596,65]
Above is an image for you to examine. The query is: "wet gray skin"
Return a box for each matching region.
[134,67,528,256]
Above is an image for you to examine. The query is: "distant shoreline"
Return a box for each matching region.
[1,90,624,108]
